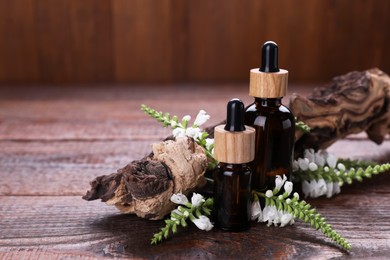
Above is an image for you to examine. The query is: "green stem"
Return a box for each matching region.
[294,163,390,184]
[290,199,351,250]
[252,190,351,250]
[151,198,213,245]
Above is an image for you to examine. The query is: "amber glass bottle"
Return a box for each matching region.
[245,41,295,192]
[213,99,255,231]
[213,163,252,231]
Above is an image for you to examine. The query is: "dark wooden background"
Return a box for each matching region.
[0,0,389,84]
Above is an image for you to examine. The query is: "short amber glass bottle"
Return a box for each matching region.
[213,163,252,231]
[213,99,255,231]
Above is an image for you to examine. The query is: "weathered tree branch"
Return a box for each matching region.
[291,68,390,156]
[83,137,207,220]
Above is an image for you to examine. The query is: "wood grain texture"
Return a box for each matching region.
[112,0,177,83]
[0,85,389,258]
[0,0,389,83]
[1,186,390,259]
[0,0,39,82]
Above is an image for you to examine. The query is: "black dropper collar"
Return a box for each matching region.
[224,99,246,132]
[260,41,280,73]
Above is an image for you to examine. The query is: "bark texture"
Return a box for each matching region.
[291,68,390,156]
[83,137,207,220]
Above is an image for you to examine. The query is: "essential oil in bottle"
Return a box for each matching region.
[213,99,255,231]
[245,41,295,192]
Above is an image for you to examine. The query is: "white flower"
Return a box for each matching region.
[308,162,318,171]
[314,152,326,167]
[302,180,311,198]
[292,160,299,172]
[170,193,189,205]
[191,193,205,207]
[286,198,292,204]
[182,115,191,122]
[251,200,262,221]
[326,153,338,168]
[262,205,278,226]
[171,209,182,221]
[185,127,201,138]
[280,213,294,227]
[172,128,186,138]
[205,138,214,150]
[192,215,214,231]
[275,175,287,190]
[265,190,273,198]
[312,179,327,198]
[193,110,210,127]
[194,132,204,142]
[284,181,293,196]
[337,163,346,171]
[298,158,309,171]
[170,120,178,128]
[172,209,182,216]
[324,166,330,172]
[333,182,341,195]
[326,181,334,198]
[293,192,300,200]
[304,149,315,163]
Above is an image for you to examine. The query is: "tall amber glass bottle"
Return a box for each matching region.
[245,41,295,191]
[214,99,255,231]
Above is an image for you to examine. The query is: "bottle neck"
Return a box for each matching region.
[219,162,250,170]
[254,97,282,107]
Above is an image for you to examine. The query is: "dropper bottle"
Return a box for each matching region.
[213,99,255,231]
[245,41,295,192]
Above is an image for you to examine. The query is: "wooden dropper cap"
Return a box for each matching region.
[214,99,255,164]
[249,41,288,98]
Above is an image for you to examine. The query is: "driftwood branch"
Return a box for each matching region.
[291,68,390,156]
[83,137,207,220]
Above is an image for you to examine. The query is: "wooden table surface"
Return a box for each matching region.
[1,85,390,259]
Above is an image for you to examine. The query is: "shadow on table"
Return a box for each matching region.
[88,211,347,258]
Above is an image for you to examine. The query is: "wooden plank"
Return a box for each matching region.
[0,192,390,258]
[112,0,178,83]
[186,0,263,82]
[0,0,39,83]
[34,0,75,83]
[0,85,256,140]
[68,1,114,83]
[0,140,154,196]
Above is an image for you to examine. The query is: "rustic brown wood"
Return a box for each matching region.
[291,68,390,156]
[83,137,208,220]
[112,0,186,83]
[0,85,390,258]
[1,1,390,83]
[0,0,39,82]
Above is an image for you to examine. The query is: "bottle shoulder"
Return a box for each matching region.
[218,163,252,173]
[245,103,295,119]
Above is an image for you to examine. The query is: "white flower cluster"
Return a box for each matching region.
[170,192,214,231]
[251,175,296,227]
[293,149,342,198]
[171,110,214,154]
